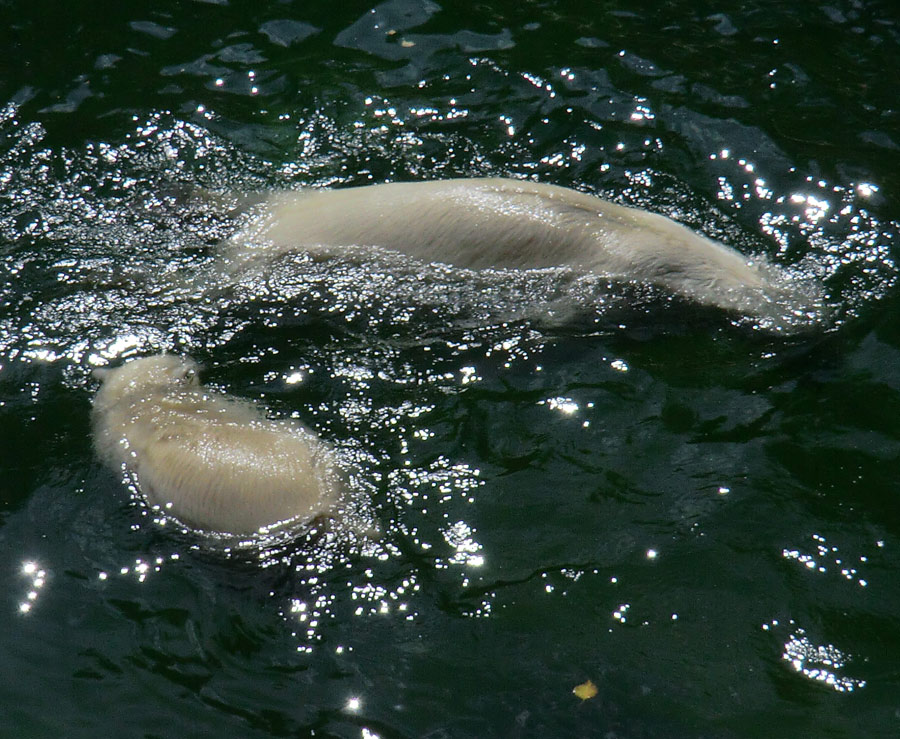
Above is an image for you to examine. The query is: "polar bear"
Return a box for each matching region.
[218,177,824,325]
[92,354,349,536]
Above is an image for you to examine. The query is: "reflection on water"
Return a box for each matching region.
[781,628,866,693]
[17,561,48,615]
[764,619,867,694]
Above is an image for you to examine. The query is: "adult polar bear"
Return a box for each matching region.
[219,177,823,325]
[93,354,353,536]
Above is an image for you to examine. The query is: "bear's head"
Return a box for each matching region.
[93,354,200,406]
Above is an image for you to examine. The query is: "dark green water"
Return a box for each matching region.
[2,0,899,736]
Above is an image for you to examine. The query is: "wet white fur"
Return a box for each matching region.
[220,177,820,320]
[92,355,342,535]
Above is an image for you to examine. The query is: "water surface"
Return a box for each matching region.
[2,1,899,737]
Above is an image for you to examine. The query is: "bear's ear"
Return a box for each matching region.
[92,367,110,382]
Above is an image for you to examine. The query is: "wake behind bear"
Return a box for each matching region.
[92,354,366,538]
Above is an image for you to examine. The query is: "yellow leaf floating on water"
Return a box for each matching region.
[572,679,598,701]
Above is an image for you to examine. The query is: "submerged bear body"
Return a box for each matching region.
[92,355,343,535]
[220,177,824,324]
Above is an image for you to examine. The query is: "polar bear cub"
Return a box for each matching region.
[92,354,344,536]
